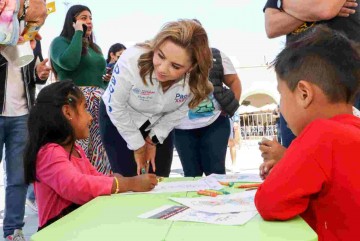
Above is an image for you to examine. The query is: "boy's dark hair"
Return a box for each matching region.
[273,25,360,103]
[106,43,126,63]
[24,80,84,184]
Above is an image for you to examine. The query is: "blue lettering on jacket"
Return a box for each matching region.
[113,64,120,74]
[175,93,189,103]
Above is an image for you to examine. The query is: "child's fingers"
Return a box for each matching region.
[259,144,271,153]
[261,139,274,146]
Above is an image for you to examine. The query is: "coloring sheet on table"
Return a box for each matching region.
[209,173,263,183]
[138,205,258,226]
[122,176,223,194]
[170,190,257,213]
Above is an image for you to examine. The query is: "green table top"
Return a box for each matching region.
[31,177,317,241]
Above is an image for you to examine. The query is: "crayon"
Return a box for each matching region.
[245,187,259,191]
[236,183,261,189]
[197,190,218,197]
[208,189,231,195]
[204,190,223,195]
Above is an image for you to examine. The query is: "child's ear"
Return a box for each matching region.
[296,80,313,108]
[62,105,73,121]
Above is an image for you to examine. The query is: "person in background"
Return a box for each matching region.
[24,81,157,230]
[272,106,281,143]
[228,110,240,172]
[255,25,360,241]
[260,0,360,171]
[105,42,126,75]
[0,39,50,240]
[99,19,213,177]
[174,39,241,177]
[50,5,111,174]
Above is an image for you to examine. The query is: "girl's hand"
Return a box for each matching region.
[145,136,156,173]
[111,173,157,192]
[131,174,158,192]
[133,145,146,175]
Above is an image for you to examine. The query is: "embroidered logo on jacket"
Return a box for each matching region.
[175,93,189,103]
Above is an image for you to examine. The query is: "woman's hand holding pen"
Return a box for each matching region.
[134,145,147,175]
[145,136,156,173]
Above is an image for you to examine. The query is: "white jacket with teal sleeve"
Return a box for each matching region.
[102,46,191,151]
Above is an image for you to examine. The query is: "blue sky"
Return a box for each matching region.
[41,0,285,67]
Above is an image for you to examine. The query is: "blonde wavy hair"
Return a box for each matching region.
[137,19,213,109]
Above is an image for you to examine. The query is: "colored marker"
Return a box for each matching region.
[197,190,218,197]
[236,183,261,189]
[218,190,231,195]
[204,190,223,195]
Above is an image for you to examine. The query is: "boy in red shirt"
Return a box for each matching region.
[255,25,360,241]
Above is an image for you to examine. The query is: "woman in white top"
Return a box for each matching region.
[174,48,242,177]
[99,19,213,177]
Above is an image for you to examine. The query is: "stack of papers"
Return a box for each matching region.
[139,190,258,225]
[124,176,223,194]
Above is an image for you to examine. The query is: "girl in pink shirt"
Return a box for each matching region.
[23,80,158,230]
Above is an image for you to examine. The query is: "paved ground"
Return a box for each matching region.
[0,140,262,240]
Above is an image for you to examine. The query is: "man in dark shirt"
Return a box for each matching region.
[263,0,360,147]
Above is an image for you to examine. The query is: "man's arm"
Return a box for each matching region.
[283,0,346,21]
[265,8,304,38]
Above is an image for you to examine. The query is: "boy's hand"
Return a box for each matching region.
[258,137,286,162]
[259,159,277,180]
